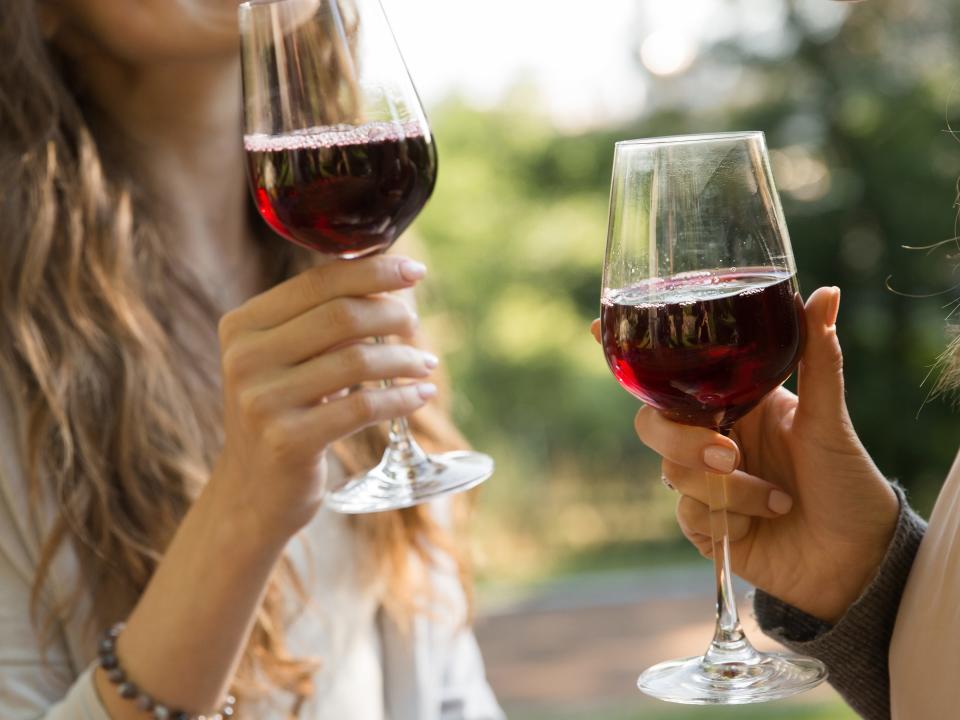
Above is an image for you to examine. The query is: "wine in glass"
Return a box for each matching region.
[239,0,493,513]
[600,132,828,703]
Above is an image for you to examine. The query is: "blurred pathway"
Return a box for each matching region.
[475,566,846,718]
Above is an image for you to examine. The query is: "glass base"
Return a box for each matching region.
[637,652,827,705]
[324,450,494,514]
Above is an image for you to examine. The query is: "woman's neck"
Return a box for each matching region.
[84,54,265,310]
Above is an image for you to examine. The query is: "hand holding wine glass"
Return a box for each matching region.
[604,285,900,625]
[239,0,493,514]
[600,132,829,703]
[214,255,436,542]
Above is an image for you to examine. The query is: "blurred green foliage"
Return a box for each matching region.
[415,0,960,578]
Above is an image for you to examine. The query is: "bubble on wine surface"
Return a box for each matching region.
[244,120,429,153]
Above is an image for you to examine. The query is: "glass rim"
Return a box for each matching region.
[238,0,309,10]
[615,131,764,149]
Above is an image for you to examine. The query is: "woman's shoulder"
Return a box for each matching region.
[889,454,960,714]
[0,362,103,676]
[0,363,79,603]
[0,371,94,716]
[0,366,61,596]
[0,369,38,545]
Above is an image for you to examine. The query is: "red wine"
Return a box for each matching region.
[245,121,437,257]
[601,270,805,430]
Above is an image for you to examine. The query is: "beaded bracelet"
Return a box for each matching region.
[98,623,236,720]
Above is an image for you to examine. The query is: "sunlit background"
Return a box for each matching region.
[382,1,960,718]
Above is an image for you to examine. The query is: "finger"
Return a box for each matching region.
[662,460,793,518]
[634,405,739,474]
[590,318,601,344]
[294,383,437,448]
[676,495,712,537]
[260,294,419,367]
[674,504,714,557]
[796,286,849,425]
[244,344,437,414]
[680,526,715,558]
[221,255,426,336]
[676,495,753,544]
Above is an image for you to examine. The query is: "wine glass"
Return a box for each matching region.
[600,132,828,703]
[239,0,493,514]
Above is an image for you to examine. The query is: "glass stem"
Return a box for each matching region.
[375,336,429,472]
[702,431,762,672]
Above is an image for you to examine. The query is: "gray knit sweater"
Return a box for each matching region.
[754,487,927,720]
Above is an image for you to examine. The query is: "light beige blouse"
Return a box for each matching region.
[889,449,960,716]
[0,383,503,719]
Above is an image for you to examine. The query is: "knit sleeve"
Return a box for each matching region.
[753,485,926,720]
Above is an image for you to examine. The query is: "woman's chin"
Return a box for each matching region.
[180,0,242,31]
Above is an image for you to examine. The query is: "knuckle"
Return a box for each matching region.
[349,391,378,423]
[661,459,685,483]
[728,514,752,541]
[398,308,419,335]
[262,418,297,461]
[218,310,242,346]
[403,345,426,370]
[396,384,422,408]
[345,343,375,375]
[328,299,361,332]
[238,387,272,424]
[301,265,331,301]
[825,330,844,371]
[633,405,655,440]
[384,295,418,334]
[373,254,404,284]
[661,460,678,489]
[222,339,259,384]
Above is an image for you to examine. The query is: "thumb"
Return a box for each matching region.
[796,286,848,424]
[589,318,601,344]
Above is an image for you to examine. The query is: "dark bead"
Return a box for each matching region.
[118,681,138,699]
[106,668,125,684]
[99,653,119,670]
[98,637,115,655]
[135,694,154,711]
[171,712,189,720]
[152,706,170,720]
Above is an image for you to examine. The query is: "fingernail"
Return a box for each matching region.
[768,489,794,515]
[422,352,439,369]
[399,259,427,282]
[828,287,841,327]
[703,445,737,474]
[417,382,437,400]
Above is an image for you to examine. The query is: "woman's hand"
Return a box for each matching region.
[212,255,439,544]
[592,287,899,623]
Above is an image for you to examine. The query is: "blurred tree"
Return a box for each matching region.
[414,0,960,579]
[696,0,960,511]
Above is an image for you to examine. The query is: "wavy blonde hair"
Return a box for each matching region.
[0,0,470,714]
